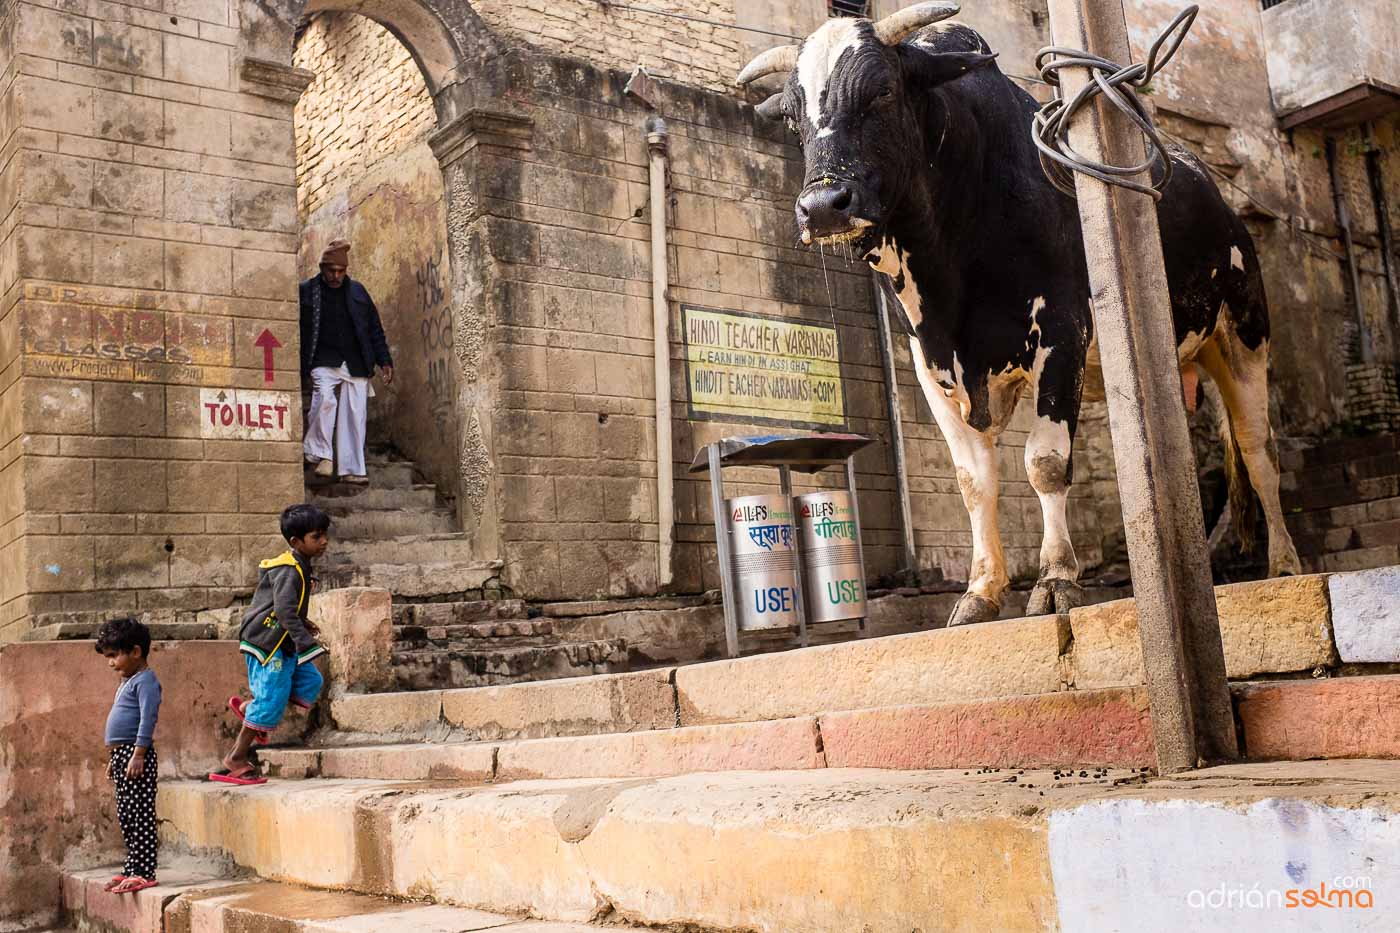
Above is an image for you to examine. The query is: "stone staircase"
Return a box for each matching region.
[309,449,500,598]
[390,598,629,691]
[35,567,1400,931]
[1282,434,1400,573]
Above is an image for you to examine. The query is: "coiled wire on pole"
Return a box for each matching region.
[1031,5,1198,201]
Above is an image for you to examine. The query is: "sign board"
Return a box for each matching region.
[200,388,294,440]
[682,306,845,429]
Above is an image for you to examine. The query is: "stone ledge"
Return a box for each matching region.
[1236,675,1400,761]
[240,58,316,102]
[158,761,1400,932]
[1328,566,1400,662]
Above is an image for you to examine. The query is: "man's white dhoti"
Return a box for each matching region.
[303,364,372,477]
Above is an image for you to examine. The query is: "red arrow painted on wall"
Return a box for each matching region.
[254,329,281,383]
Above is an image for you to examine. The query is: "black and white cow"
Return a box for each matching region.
[737,2,1300,626]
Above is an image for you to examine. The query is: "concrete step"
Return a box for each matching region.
[311,485,439,513]
[1236,673,1400,761]
[321,533,475,567]
[330,508,459,538]
[393,598,529,627]
[157,760,1400,932]
[326,573,1350,743]
[61,866,624,933]
[268,686,1155,782]
[391,638,629,691]
[319,559,501,598]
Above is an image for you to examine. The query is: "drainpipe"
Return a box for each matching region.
[646,116,675,588]
[1362,122,1400,359]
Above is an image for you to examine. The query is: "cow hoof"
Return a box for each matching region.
[1026,579,1086,616]
[947,593,1000,627]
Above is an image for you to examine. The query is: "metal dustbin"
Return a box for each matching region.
[795,490,867,623]
[726,493,799,631]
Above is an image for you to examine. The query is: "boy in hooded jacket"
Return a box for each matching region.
[212,504,329,785]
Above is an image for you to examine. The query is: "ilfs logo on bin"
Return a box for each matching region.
[797,491,868,624]
[728,494,800,631]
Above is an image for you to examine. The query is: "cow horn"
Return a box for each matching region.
[755,93,784,121]
[873,1,961,46]
[736,45,799,86]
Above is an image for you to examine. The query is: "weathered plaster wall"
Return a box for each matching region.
[0,0,305,638]
[293,13,459,507]
[0,640,275,927]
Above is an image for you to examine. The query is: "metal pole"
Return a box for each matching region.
[873,274,918,583]
[1045,0,1238,771]
[844,456,868,632]
[708,444,740,658]
[780,465,810,648]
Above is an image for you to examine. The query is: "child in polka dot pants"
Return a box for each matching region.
[97,618,163,894]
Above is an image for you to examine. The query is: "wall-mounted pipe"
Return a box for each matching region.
[646,115,674,588]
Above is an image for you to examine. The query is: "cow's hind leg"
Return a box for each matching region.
[1195,323,1302,577]
[910,339,1009,626]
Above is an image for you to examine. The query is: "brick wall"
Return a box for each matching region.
[0,0,304,637]
[293,13,437,220]
[473,0,744,93]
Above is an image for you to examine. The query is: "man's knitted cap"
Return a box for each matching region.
[320,239,351,267]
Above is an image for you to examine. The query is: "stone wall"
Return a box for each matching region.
[293,14,458,504]
[0,0,306,638]
[472,0,743,94]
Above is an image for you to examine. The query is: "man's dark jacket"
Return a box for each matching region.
[299,275,394,376]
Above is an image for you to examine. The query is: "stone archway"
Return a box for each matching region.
[238,0,511,556]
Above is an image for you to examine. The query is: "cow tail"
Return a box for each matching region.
[1220,407,1257,555]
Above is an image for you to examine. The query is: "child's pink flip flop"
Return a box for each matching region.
[228,696,270,745]
[207,763,268,786]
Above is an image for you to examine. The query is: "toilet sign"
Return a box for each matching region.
[200,388,294,440]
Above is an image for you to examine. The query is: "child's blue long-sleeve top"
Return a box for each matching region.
[104,668,162,747]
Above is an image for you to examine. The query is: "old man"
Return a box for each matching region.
[300,239,394,484]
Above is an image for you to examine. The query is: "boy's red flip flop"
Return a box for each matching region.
[102,875,127,892]
[207,764,268,786]
[228,696,270,745]
[111,877,158,894]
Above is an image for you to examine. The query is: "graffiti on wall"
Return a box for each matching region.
[417,255,453,442]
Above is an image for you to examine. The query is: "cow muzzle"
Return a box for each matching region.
[796,180,873,245]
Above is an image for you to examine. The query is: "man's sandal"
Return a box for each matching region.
[102,875,127,892]
[207,763,268,786]
[228,696,270,745]
[111,877,158,894]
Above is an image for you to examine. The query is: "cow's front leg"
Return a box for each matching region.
[910,340,1009,627]
[1024,413,1086,616]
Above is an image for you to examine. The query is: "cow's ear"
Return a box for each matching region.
[897,46,998,89]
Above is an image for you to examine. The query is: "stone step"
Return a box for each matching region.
[321,533,475,567]
[325,573,1350,744]
[61,866,623,933]
[157,760,1400,931]
[1289,517,1400,557]
[1237,674,1400,761]
[1280,447,1400,493]
[330,508,458,539]
[391,638,629,691]
[1285,496,1400,535]
[268,687,1155,783]
[319,559,501,598]
[1283,473,1400,513]
[1300,545,1400,575]
[392,598,529,627]
[311,485,439,512]
[394,619,560,647]
[1280,433,1400,473]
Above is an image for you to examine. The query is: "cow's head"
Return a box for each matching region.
[737,2,996,250]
